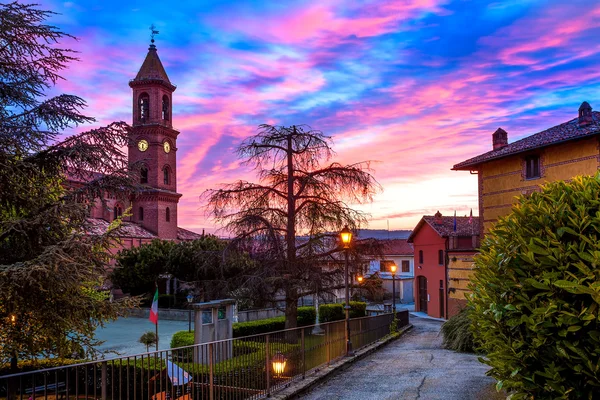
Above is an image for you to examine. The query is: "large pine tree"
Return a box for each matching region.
[0,2,137,364]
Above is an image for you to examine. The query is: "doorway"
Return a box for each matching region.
[418,276,427,313]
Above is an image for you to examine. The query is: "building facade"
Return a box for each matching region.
[75,42,201,246]
[453,102,600,234]
[366,239,414,303]
[408,212,479,319]
[451,102,600,304]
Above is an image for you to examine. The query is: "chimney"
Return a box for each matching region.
[579,101,593,127]
[492,128,508,150]
[434,210,443,225]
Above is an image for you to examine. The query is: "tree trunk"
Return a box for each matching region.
[285,129,298,332]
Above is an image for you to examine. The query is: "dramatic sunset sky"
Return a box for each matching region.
[42,0,600,234]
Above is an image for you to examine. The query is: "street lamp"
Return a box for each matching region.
[357,275,363,283]
[340,225,354,357]
[186,294,194,333]
[272,353,287,378]
[390,262,397,315]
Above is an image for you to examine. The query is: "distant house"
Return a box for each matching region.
[453,101,600,235]
[452,101,600,308]
[366,239,414,303]
[408,212,480,319]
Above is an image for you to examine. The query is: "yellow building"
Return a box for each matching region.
[450,102,600,309]
[453,101,600,234]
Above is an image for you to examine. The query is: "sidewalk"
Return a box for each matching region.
[298,316,500,400]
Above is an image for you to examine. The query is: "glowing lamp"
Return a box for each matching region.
[390,263,397,275]
[272,353,287,377]
[10,314,16,324]
[357,275,364,283]
[340,226,352,249]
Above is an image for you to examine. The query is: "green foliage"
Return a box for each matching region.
[139,331,157,352]
[469,174,600,399]
[170,331,195,348]
[112,236,253,300]
[318,302,366,322]
[171,307,317,346]
[111,239,176,296]
[0,358,84,376]
[441,307,474,353]
[0,2,138,363]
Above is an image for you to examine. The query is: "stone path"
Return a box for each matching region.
[299,317,499,400]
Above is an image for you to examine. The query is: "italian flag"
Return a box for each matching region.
[149,288,159,324]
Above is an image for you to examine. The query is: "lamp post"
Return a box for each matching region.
[390,262,397,315]
[186,294,194,333]
[340,225,354,357]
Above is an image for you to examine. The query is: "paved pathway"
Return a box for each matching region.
[300,317,498,400]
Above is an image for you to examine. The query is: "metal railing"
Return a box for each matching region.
[0,311,409,400]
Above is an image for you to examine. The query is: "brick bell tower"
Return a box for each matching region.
[128,38,181,239]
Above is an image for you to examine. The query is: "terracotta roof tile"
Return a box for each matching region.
[85,218,157,239]
[381,239,414,256]
[453,111,600,170]
[177,227,204,241]
[408,215,480,242]
[133,46,171,83]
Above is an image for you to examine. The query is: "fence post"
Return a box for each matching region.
[265,334,271,397]
[301,329,306,379]
[209,343,214,400]
[101,361,107,400]
[326,324,331,366]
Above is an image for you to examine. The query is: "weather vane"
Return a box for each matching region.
[150,24,159,44]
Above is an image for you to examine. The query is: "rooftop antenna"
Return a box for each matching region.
[149,24,159,46]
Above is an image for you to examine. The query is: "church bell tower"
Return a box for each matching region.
[128,38,181,239]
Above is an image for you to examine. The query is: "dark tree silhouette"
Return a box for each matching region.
[0,2,138,364]
[204,124,381,329]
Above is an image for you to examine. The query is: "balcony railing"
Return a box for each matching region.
[0,311,409,400]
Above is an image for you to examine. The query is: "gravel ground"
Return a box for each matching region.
[299,317,502,400]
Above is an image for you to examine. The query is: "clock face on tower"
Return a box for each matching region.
[137,139,149,152]
[163,141,171,153]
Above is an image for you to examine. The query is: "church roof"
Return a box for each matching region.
[85,218,204,241]
[132,44,172,84]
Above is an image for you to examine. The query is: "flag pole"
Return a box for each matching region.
[155,283,159,351]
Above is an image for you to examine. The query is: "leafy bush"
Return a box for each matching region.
[139,331,158,352]
[319,302,366,322]
[171,331,195,348]
[441,307,474,352]
[469,175,600,398]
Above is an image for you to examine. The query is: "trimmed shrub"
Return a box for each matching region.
[469,174,600,398]
[440,307,474,352]
[170,331,195,348]
[318,301,366,322]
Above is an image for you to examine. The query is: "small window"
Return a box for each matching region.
[419,250,423,264]
[166,207,170,222]
[163,167,170,185]
[139,93,149,122]
[141,167,148,184]
[438,250,444,265]
[525,156,540,179]
[113,205,122,220]
[162,95,169,121]
[139,207,144,221]
[402,260,410,273]
[440,279,444,289]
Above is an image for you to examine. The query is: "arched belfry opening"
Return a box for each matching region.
[139,93,149,122]
[162,95,170,121]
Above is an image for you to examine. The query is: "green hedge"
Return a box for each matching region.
[319,302,366,322]
[0,358,84,376]
[469,174,600,398]
[171,331,195,349]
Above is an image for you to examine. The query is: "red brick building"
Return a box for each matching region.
[74,42,201,246]
[408,212,479,319]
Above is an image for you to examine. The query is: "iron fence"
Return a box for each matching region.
[0,311,409,400]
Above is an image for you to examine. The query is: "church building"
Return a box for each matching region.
[82,41,202,249]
